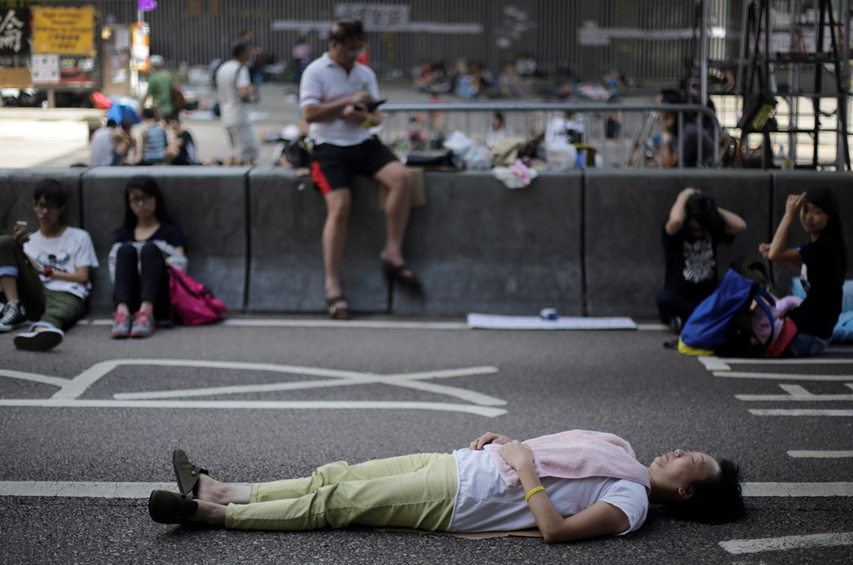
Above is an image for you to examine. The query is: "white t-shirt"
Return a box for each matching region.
[90,127,114,166]
[299,53,380,146]
[447,448,648,535]
[23,227,99,300]
[216,60,252,127]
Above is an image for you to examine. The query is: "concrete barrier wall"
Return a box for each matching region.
[584,170,773,318]
[80,167,248,312]
[394,172,584,315]
[1,168,850,318]
[246,171,388,312]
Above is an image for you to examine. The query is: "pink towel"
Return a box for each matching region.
[483,430,650,493]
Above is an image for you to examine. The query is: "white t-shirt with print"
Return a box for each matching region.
[24,227,99,300]
[299,53,380,146]
[447,448,648,534]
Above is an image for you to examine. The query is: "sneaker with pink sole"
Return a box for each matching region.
[130,311,155,338]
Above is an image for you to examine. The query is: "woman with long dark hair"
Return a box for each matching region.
[761,186,847,357]
[109,176,186,338]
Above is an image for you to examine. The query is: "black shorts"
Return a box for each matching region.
[310,137,398,196]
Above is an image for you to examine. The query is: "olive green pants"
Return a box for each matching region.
[225,453,457,532]
[0,235,85,330]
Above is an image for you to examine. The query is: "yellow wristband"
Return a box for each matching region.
[361,118,373,129]
[525,486,545,502]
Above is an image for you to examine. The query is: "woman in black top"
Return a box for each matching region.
[762,187,847,357]
[109,176,186,339]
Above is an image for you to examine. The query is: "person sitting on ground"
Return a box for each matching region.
[300,18,420,320]
[109,176,186,339]
[486,112,510,149]
[0,180,98,351]
[658,188,747,334]
[499,62,524,98]
[165,115,197,166]
[148,429,744,541]
[113,118,137,165]
[759,187,847,357]
[137,108,168,166]
[144,55,175,119]
[90,119,118,166]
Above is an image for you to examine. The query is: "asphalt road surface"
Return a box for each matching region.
[1,316,852,564]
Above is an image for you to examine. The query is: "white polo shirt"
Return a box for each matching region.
[299,52,380,146]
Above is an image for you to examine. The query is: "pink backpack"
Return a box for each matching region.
[167,265,227,325]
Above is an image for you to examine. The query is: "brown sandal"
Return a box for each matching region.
[326,296,352,320]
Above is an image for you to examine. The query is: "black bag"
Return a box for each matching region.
[284,135,312,168]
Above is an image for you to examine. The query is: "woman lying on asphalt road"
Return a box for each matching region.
[149,430,744,542]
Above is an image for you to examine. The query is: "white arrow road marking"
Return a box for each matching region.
[0,369,71,387]
[736,383,853,401]
[719,532,853,555]
[742,482,853,497]
[788,451,853,458]
[714,371,853,382]
[749,409,853,416]
[0,399,507,417]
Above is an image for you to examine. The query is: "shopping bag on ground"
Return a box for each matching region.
[167,265,226,325]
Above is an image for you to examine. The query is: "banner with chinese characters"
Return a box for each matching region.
[32,6,95,56]
[0,7,29,56]
[334,4,409,31]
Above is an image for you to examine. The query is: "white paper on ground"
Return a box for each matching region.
[467,313,637,330]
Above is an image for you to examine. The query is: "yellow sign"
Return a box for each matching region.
[32,6,95,56]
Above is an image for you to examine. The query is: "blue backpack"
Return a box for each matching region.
[679,269,776,356]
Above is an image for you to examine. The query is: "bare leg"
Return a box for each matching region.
[196,473,252,505]
[322,189,352,306]
[1,276,19,302]
[374,162,413,273]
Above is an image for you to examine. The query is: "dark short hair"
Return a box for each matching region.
[665,459,745,524]
[120,118,134,131]
[686,192,724,233]
[232,41,250,59]
[142,108,158,120]
[330,19,365,44]
[107,119,117,128]
[33,179,71,225]
[34,179,69,207]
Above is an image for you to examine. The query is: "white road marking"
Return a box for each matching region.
[3,481,848,499]
[700,356,853,373]
[749,409,853,416]
[742,482,853,497]
[719,532,853,554]
[0,399,507,417]
[714,371,853,381]
[788,451,853,458]
[0,369,70,388]
[636,324,669,331]
[112,365,504,406]
[736,383,853,401]
[86,318,469,330]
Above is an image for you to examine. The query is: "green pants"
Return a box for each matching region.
[225,453,457,532]
[0,235,85,330]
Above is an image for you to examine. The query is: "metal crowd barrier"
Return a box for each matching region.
[377,102,723,169]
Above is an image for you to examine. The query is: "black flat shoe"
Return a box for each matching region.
[148,490,199,524]
[173,449,209,497]
[382,260,423,289]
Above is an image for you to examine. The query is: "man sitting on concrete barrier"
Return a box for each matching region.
[0,180,99,351]
[300,18,419,320]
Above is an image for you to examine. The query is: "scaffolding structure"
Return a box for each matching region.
[734,0,852,170]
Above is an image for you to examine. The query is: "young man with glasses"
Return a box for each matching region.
[0,180,98,351]
[300,18,419,320]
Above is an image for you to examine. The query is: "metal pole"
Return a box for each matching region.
[700,0,710,107]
